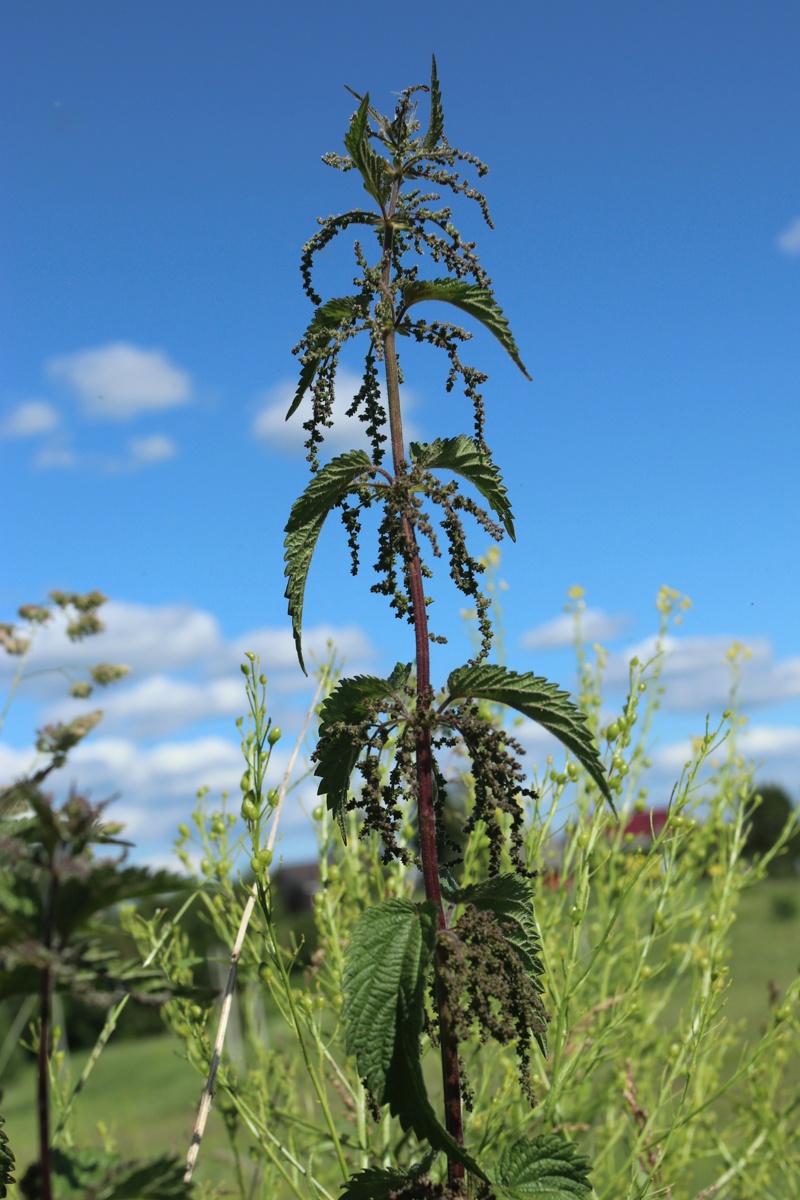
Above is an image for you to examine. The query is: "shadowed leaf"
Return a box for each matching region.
[315,671,406,836]
[343,900,487,1179]
[445,665,613,811]
[423,56,444,150]
[287,296,367,419]
[284,451,374,672]
[410,435,515,539]
[344,94,391,208]
[399,278,530,379]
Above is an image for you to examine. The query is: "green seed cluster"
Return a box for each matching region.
[441,905,548,1107]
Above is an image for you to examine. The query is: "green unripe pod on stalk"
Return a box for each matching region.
[250,848,273,874]
[268,725,282,746]
[241,794,259,822]
[266,788,280,808]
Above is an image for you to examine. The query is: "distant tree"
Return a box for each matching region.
[744,784,799,877]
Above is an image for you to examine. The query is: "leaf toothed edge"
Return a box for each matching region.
[494,1134,592,1198]
[284,450,373,672]
[445,664,614,812]
[410,434,515,540]
[399,278,531,380]
[315,671,407,837]
[343,900,488,1180]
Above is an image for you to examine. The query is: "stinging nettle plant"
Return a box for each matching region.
[282,60,614,1197]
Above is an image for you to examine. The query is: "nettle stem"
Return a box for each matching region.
[381,203,465,1176]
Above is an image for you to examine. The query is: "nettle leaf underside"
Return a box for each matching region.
[287,295,367,419]
[284,450,373,672]
[446,664,614,810]
[314,672,401,835]
[410,434,516,540]
[494,1134,593,1198]
[423,55,444,151]
[343,900,486,1179]
[345,94,391,208]
[399,278,531,380]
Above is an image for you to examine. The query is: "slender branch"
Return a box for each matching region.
[184,665,329,1183]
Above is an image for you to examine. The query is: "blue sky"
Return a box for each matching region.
[2,1,799,863]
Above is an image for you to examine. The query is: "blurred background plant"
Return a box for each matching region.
[0,592,202,1199]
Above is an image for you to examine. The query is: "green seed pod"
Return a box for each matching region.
[268,725,282,746]
[241,795,259,822]
[312,805,325,822]
[606,721,620,742]
[266,788,280,808]
[178,823,190,839]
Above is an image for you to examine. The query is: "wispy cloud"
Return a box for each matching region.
[253,368,419,455]
[128,434,177,465]
[606,634,800,712]
[776,216,800,256]
[34,442,77,469]
[48,343,192,420]
[522,608,630,652]
[0,400,60,439]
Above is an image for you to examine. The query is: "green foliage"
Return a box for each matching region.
[494,1135,592,1198]
[398,278,530,380]
[410,436,516,540]
[18,1148,192,1199]
[445,664,614,810]
[443,873,548,1054]
[0,1116,14,1198]
[314,670,408,835]
[283,449,373,671]
[343,900,484,1174]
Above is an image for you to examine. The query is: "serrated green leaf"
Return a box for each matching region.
[424,55,444,150]
[343,899,436,1103]
[315,673,400,836]
[341,1151,437,1200]
[399,278,531,379]
[0,1115,14,1198]
[410,435,515,540]
[287,296,367,420]
[284,451,373,672]
[494,1135,592,1198]
[445,665,614,812]
[343,901,487,1180]
[442,873,548,1054]
[344,94,390,208]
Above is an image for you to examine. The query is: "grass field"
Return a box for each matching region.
[2,877,798,1194]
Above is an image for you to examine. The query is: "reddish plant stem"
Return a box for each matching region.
[380,192,465,1186]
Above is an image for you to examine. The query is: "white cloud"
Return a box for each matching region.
[0,400,60,439]
[34,443,77,469]
[4,597,375,746]
[2,732,316,860]
[48,343,192,419]
[128,434,177,465]
[253,368,419,455]
[522,608,629,652]
[608,634,800,712]
[776,217,800,256]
